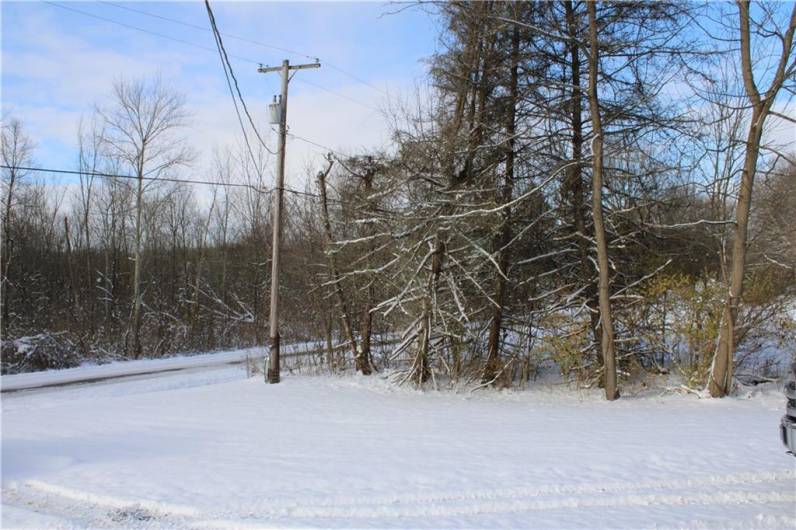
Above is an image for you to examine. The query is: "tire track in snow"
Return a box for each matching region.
[23,479,199,517]
[189,513,796,530]
[658,514,796,530]
[2,481,197,529]
[7,469,794,526]
[241,469,796,513]
[193,491,795,523]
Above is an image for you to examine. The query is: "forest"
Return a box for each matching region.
[2,1,794,401]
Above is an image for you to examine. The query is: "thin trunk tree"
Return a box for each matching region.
[708,1,796,397]
[1,119,34,338]
[587,1,619,400]
[99,78,191,358]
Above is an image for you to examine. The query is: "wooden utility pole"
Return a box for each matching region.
[258,59,320,384]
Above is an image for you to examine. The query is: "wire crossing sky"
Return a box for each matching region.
[1,1,438,188]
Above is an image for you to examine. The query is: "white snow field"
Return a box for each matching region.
[2,364,795,529]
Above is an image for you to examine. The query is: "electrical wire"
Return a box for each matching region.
[45,0,378,150]
[203,3,270,175]
[205,0,276,158]
[43,1,258,66]
[100,0,388,96]
[31,3,374,207]
[294,78,382,113]
[4,165,364,208]
[285,131,348,159]
[3,165,267,193]
[52,0,385,110]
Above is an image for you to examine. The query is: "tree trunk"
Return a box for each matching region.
[565,0,602,359]
[1,170,15,337]
[484,21,519,384]
[708,1,796,397]
[81,181,94,337]
[587,1,618,401]
[415,238,445,385]
[131,168,144,359]
[317,159,369,374]
[64,216,80,313]
[359,166,377,372]
[323,312,335,371]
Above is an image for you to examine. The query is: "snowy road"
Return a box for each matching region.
[0,349,262,393]
[2,366,794,529]
[1,339,396,393]
[1,344,316,393]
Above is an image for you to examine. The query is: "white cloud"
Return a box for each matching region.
[2,4,418,195]
[766,101,796,155]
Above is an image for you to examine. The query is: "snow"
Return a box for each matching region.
[0,348,258,392]
[0,340,334,392]
[2,365,795,529]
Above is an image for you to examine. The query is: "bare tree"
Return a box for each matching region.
[708,1,796,397]
[99,77,192,358]
[74,114,107,334]
[1,118,34,337]
[317,156,371,374]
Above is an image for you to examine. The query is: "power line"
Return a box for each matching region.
[43,1,258,66]
[294,78,382,113]
[3,165,267,193]
[322,66,387,98]
[5,165,364,207]
[101,1,314,61]
[204,0,276,161]
[284,130,348,159]
[203,5,268,172]
[99,0,388,96]
[204,5,361,211]
[44,1,380,138]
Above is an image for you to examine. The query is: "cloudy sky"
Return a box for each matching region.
[3,2,793,194]
[1,1,440,189]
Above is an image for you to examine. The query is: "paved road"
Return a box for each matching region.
[1,337,395,393]
[0,347,309,393]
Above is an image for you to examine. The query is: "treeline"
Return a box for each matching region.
[2,1,795,398]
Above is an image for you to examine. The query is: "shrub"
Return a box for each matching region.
[537,312,595,384]
[1,333,82,374]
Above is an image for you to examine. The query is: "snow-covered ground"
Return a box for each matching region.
[2,365,794,529]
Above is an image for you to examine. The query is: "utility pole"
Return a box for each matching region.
[258,59,320,384]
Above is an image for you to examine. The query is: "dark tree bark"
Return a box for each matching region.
[484,20,520,384]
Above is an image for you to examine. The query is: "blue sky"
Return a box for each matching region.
[1,1,440,187]
[2,2,793,191]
